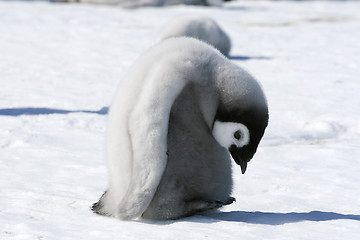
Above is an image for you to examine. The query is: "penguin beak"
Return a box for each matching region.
[229,145,248,174]
[239,159,247,175]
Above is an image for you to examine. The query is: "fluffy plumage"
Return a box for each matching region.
[92,37,268,220]
[160,16,231,56]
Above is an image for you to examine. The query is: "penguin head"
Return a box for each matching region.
[212,73,269,174]
[212,108,268,174]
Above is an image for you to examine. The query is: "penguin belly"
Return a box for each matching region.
[142,84,233,220]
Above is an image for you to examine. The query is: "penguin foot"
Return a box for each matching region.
[185,200,219,211]
[186,198,234,214]
[206,197,236,208]
[91,200,102,213]
[206,200,225,209]
[142,197,236,220]
[224,197,236,205]
[91,191,112,217]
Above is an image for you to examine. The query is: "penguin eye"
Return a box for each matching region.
[233,130,242,140]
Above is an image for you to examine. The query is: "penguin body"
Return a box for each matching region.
[92,37,268,220]
[160,16,231,56]
[142,83,233,220]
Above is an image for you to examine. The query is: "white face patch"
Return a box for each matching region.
[212,121,250,149]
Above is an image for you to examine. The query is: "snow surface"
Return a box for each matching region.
[1,0,360,239]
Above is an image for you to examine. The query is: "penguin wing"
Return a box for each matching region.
[113,51,190,220]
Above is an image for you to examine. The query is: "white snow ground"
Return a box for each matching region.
[1,0,360,239]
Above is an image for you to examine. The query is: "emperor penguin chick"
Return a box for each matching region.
[92,37,268,220]
[160,16,231,56]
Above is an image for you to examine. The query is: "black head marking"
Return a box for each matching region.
[215,106,269,173]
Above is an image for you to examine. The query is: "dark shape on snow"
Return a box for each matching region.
[201,210,360,225]
[0,107,109,116]
[228,55,271,61]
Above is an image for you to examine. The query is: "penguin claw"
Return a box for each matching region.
[206,197,236,209]
[224,197,236,205]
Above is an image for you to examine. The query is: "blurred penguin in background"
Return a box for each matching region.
[160,16,231,56]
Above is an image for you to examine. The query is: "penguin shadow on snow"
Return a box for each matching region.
[222,5,268,12]
[136,210,360,226]
[196,210,360,225]
[228,55,271,61]
[0,107,109,116]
